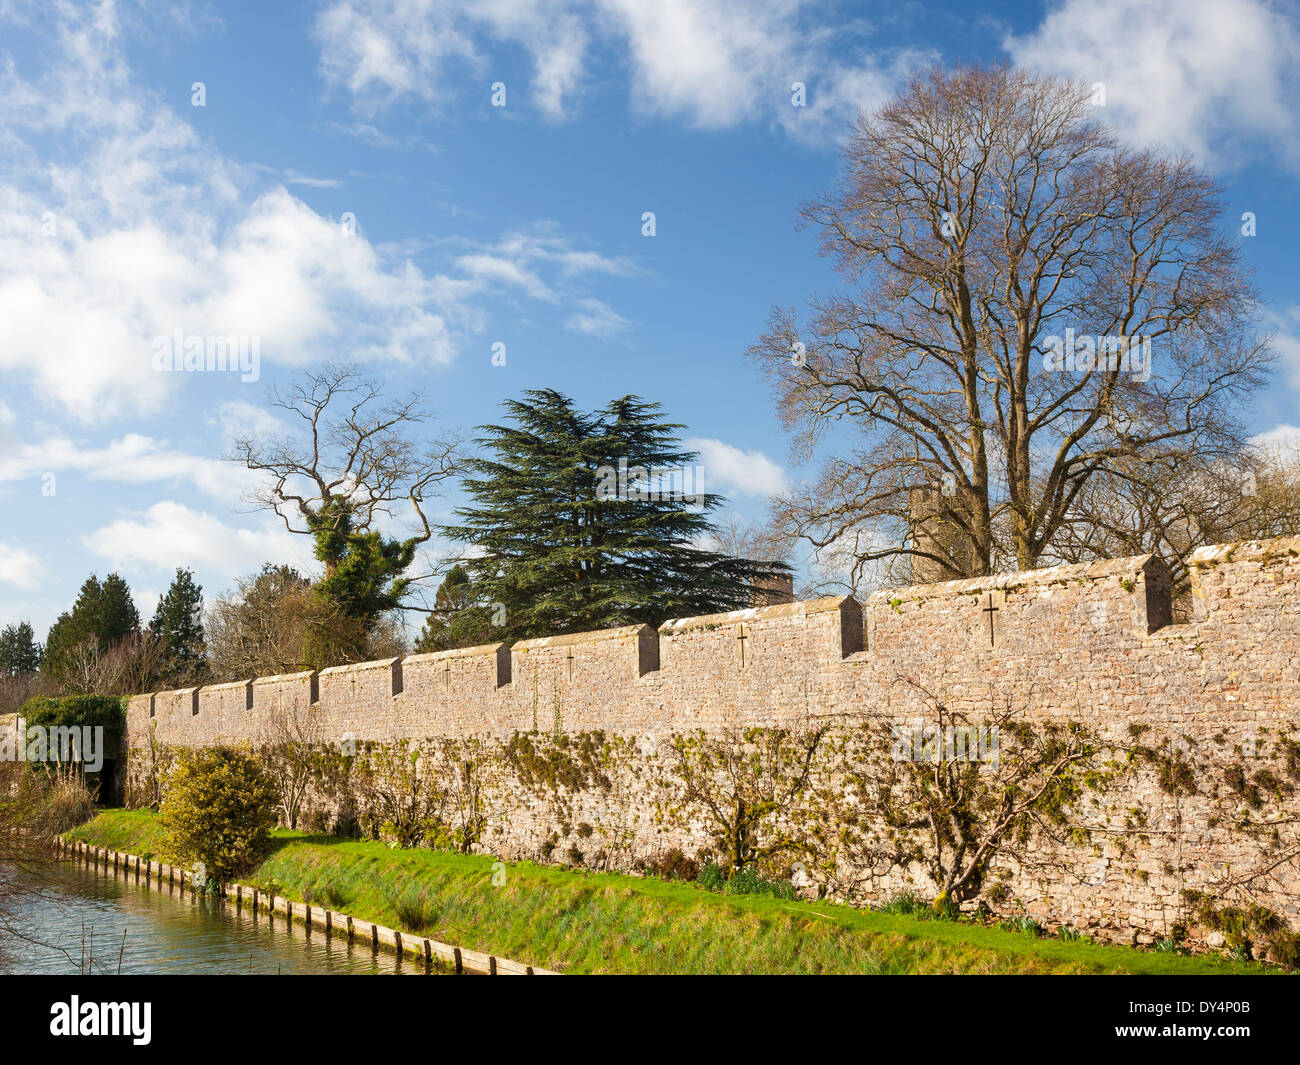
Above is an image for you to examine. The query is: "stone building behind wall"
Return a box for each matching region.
[908,483,976,584]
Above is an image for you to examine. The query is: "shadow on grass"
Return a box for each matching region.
[265,832,355,854]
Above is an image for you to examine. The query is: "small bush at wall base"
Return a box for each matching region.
[930,893,961,921]
[158,745,279,883]
[696,861,725,892]
[725,866,796,900]
[688,860,794,898]
[1184,890,1300,967]
[651,848,699,882]
[879,891,924,916]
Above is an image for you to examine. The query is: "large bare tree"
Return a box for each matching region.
[1051,441,1300,611]
[751,65,1272,584]
[231,365,461,657]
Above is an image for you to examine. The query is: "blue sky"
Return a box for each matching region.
[1,0,1298,638]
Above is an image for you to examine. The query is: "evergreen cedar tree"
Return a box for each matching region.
[149,567,207,684]
[426,390,790,647]
[0,621,43,676]
[42,573,140,682]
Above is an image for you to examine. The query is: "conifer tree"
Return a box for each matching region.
[413,565,494,652]
[150,567,206,685]
[43,573,140,681]
[0,621,42,676]
[446,390,789,641]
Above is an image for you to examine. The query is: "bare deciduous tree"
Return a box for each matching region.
[751,65,1271,582]
[204,566,314,681]
[231,365,461,647]
[55,632,167,696]
[1051,440,1300,612]
[258,702,322,830]
[204,565,407,682]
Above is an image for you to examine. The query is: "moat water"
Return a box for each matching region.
[0,858,433,975]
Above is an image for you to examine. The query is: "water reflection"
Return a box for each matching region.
[0,857,436,975]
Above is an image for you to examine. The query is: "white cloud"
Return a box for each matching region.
[0,433,255,502]
[451,225,634,303]
[313,0,929,138]
[83,501,313,580]
[566,297,632,337]
[1250,424,1300,459]
[0,4,628,422]
[687,437,788,498]
[1005,0,1300,168]
[600,0,930,137]
[0,542,44,589]
[250,165,346,189]
[314,0,589,120]
[320,120,438,152]
[1261,305,1300,391]
[214,400,287,443]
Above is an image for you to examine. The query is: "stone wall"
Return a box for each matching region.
[125,534,1300,947]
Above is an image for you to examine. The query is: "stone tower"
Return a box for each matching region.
[750,573,795,606]
[908,484,973,585]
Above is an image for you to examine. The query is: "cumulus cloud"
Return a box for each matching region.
[0,3,631,422]
[0,432,255,501]
[313,0,1300,157]
[83,501,314,580]
[1005,0,1300,169]
[686,437,788,499]
[0,542,45,589]
[313,0,931,138]
[0,5,459,420]
[1250,424,1300,458]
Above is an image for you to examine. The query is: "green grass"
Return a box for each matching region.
[68,808,168,856]
[68,809,1264,975]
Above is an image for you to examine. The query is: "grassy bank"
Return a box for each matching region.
[68,809,1260,975]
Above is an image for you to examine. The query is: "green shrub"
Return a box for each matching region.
[930,893,961,921]
[158,746,279,884]
[19,695,125,737]
[651,848,699,882]
[725,866,796,900]
[696,861,725,892]
[880,891,924,916]
[1184,890,1300,967]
